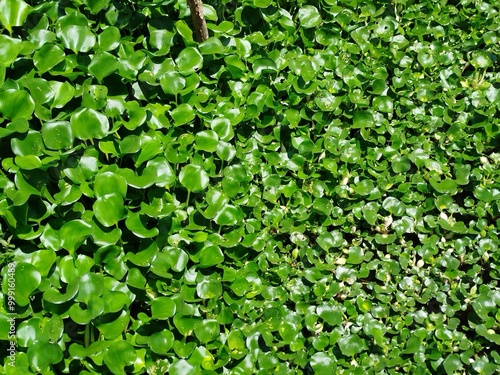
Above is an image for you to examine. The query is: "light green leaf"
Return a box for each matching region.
[41,121,73,150]
[179,164,209,192]
[298,5,322,28]
[33,44,65,73]
[60,25,96,53]
[0,89,35,120]
[70,108,110,140]
[0,0,31,32]
[93,193,127,227]
[175,47,203,74]
[88,51,118,82]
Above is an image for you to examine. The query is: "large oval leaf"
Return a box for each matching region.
[93,193,127,227]
[0,89,35,119]
[60,25,96,53]
[179,164,209,193]
[70,108,109,140]
[41,121,74,150]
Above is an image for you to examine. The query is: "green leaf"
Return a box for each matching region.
[0,34,23,67]
[199,37,225,55]
[150,297,176,320]
[94,171,127,198]
[353,111,374,128]
[165,247,189,272]
[310,353,334,374]
[51,81,75,109]
[429,178,458,195]
[443,354,462,375]
[160,72,186,96]
[27,341,63,373]
[149,330,174,355]
[41,121,74,150]
[382,197,406,216]
[196,279,222,299]
[0,0,31,33]
[69,296,105,324]
[60,25,96,53]
[171,103,195,126]
[70,108,110,140]
[33,44,65,73]
[88,51,118,82]
[125,212,159,238]
[214,204,243,226]
[95,310,130,340]
[298,5,322,28]
[0,89,35,120]
[179,164,209,193]
[98,26,120,51]
[198,245,224,267]
[175,47,203,74]
[169,359,199,375]
[15,155,41,170]
[211,117,234,141]
[338,334,367,357]
[2,262,41,307]
[11,130,43,156]
[194,319,220,344]
[252,58,277,77]
[93,193,126,227]
[373,96,393,113]
[103,341,137,375]
[195,130,219,152]
[60,220,92,254]
[86,0,110,14]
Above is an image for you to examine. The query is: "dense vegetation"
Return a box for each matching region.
[0,0,499,373]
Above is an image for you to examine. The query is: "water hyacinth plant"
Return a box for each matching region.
[0,0,499,374]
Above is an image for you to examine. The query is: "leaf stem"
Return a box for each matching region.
[84,324,90,348]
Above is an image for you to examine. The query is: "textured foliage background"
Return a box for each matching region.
[0,0,499,374]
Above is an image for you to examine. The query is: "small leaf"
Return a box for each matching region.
[98,26,120,51]
[150,297,176,320]
[11,130,43,156]
[160,72,186,96]
[0,0,31,32]
[194,319,220,344]
[103,341,136,375]
[149,330,174,355]
[198,245,224,267]
[214,204,243,226]
[298,5,322,28]
[429,178,458,195]
[199,37,225,55]
[88,51,118,82]
[27,341,63,373]
[171,103,195,126]
[70,108,109,140]
[93,193,126,227]
[33,44,65,73]
[443,354,462,375]
[338,334,367,357]
[60,25,96,53]
[175,47,203,74]
[195,130,219,152]
[41,121,73,150]
[252,58,277,77]
[94,171,127,198]
[60,220,92,253]
[0,89,35,120]
[353,111,374,128]
[179,164,209,192]
[125,212,159,238]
